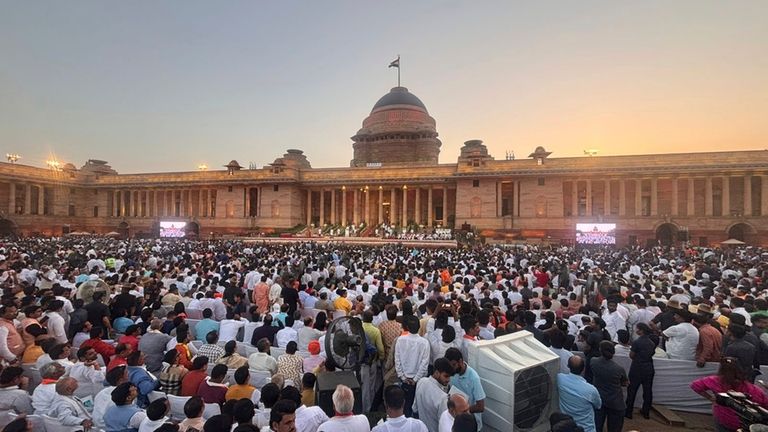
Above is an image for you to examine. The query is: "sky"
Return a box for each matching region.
[1,1,766,173]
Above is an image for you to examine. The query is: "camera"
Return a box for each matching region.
[716,391,768,429]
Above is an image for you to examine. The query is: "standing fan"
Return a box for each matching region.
[324,316,366,372]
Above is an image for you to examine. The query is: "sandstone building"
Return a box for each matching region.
[0,86,766,246]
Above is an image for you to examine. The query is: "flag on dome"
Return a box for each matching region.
[388,57,400,68]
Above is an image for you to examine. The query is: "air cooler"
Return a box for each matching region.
[465,331,560,432]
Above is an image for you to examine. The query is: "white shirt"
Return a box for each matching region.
[31,382,58,415]
[317,415,370,432]
[92,385,115,429]
[295,404,329,432]
[68,362,106,384]
[219,318,247,341]
[139,416,169,432]
[371,415,428,432]
[46,311,67,344]
[395,333,430,382]
[248,352,277,375]
[549,347,574,374]
[663,322,699,361]
[275,326,298,349]
[413,377,449,432]
[438,409,454,432]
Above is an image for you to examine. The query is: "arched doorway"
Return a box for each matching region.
[0,219,18,237]
[186,222,200,238]
[655,223,678,246]
[117,222,130,239]
[727,223,756,244]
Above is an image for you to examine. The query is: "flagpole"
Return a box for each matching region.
[397,55,400,87]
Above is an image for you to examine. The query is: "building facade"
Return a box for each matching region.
[1,86,767,246]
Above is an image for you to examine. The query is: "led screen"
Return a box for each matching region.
[160,221,186,238]
[575,223,616,244]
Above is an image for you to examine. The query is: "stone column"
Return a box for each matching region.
[390,189,397,224]
[414,187,421,225]
[722,176,730,216]
[402,187,409,226]
[306,189,312,226]
[341,188,347,226]
[154,190,160,218]
[762,176,768,216]
[442,186,448,225]
[650,177,658,216]
[38,185,45,215]
[744,175,752,216]
[353,189,359,225]
[705,178,713,216]
[244,187,250,218]
[24,184,31,215]
[687,178,695,216]
[585,180,592,216]
[319,188,325,226]
[197,189,206,217]
[496,182,503,217]
[571,181,578,216]
[619,180,626,216]
[330,188,336,225]
[7,183,14,215]
[635,180,643,216]
[378,187,384,225]
[116,190,122,217]
[258,187,263,217]
[671,178,679,216]
[604,179,611,216]
[364,188,371,224]
[427,186,433,227]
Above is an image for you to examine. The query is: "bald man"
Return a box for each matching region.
[557,356,601,432]
[439,393,469,432]
[50,377,94,431]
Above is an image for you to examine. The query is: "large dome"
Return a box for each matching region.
[371,87,428,113]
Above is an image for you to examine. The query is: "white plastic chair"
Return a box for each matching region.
[203,403,221,420]
[148,391,166,402]
[244,345,260,357]
[167,394,192,422]
[43,414,70,432]
[186,308,203,320]
[270,347,285,359]
[248,369,272,389]
[243,322,261,343]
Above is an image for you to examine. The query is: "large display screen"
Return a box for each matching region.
[160,221,186,238]
[575,223,616,244]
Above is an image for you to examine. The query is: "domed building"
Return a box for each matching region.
[350,86,441,167]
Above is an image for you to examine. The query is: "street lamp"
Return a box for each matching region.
[6,154,20,163]
[197,164,208,171]
[46,160,61,171]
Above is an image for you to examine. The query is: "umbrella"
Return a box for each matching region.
[105,231,121,237]
[721,238,745,245]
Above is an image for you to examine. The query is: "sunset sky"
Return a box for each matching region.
[1,1,766,173]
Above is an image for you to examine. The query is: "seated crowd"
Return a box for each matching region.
[0,238,765,432]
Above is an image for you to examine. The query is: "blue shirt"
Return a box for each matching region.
[557,372,602,432]
[450,365,486,430]
[195,319,220,341]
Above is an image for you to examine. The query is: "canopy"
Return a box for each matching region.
[721,238,745,245]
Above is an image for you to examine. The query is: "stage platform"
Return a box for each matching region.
[239,236,458,248]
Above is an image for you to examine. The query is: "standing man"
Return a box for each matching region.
[0,304,24,361]
[371,385,428,432]
[444,348,485,431]
[438,394,469,432]
[557,356,601,432]
[394,316,430,417]
[591,341,628,432]
[414,357,454,432]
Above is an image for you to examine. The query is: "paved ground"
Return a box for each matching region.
[624,408,714,431]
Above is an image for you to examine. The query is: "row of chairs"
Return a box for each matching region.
[3,411,84,432]
[189,340,315,360]
[147,392,221,422]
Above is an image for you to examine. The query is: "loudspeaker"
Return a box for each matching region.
[315,371,362,416]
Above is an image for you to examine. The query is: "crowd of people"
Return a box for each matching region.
[0,237,765,432]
